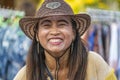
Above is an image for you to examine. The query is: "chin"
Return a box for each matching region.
[51,53,64,58]
[48,48,64,52]
[49,49,64,54]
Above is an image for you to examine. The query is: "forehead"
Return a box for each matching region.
[40,15,71,22]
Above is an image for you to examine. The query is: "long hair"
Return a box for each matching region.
[68,19,88,80]
[26,19,88,80]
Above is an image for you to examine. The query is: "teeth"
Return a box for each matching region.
[49,39,62,43]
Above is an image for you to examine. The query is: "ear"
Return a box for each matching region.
[36,34,39,41]
[72,29,76,41]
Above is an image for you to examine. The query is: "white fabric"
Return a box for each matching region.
[109,23,118,70]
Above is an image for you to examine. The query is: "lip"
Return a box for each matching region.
[48,37,63,45]
[48,36,63,41]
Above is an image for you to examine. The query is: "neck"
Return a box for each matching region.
[44,49,70,71]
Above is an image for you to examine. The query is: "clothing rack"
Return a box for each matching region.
[86,8,120,80]
[0,6,25,18]
[0,6,30,80]
[86,8,120,22]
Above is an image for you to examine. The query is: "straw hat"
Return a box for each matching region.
[19,0,91,39]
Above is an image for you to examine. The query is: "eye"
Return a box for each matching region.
[57,19,70,27]
[40,21,51,29]
[43,23,51,26]
[58,22,68,27]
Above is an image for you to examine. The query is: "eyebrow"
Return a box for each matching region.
[40,19,69,25]
[57,20,69,24]
[40,20,51,25]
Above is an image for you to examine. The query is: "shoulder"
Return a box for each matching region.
[88,51,112,71]
[88,51,111,68]
[87,51,113,80]
[13,66,26,80]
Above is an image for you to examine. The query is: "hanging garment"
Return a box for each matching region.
[88,24,97,51]
[97,23,104,58]
[101,24,111,63]
[109,22,119,70]
[2,27,31,80]
[116,23,120,80]
[0,27,8,80]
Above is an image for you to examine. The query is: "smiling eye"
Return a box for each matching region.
[40,22,52,29]
[59,23,66,26]
[39,20,52,28]
[58,22,68,27]
[43,23,51,26]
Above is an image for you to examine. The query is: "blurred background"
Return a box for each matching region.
[0,0,120,80]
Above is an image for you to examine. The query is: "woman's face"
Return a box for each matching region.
[37,16,75,57]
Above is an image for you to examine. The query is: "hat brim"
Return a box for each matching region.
[19,14,91,39]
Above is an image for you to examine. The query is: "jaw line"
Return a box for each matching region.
[44,46,70,59]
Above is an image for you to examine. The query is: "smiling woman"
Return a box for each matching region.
[13,0,117,80]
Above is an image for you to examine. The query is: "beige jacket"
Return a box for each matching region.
[14,51,116,80]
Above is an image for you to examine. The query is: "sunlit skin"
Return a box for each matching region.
[37,15,75,79]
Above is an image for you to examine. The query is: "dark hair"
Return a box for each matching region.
[26,19,88,80]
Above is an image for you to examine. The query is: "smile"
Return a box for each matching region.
[49,38,63,45]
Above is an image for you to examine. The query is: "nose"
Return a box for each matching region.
[50,23,60,35]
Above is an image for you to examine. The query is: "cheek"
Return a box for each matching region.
[64,29,75,44]
[38,29,48,43]
[66,27,75,39]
